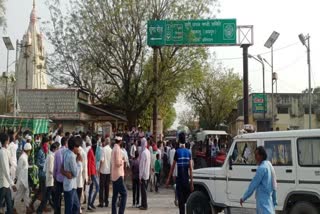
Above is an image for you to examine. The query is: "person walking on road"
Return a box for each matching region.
[62,136,82,214]
[139,138,151,210]
[53,137,67,214]
[14,142,32,214]
[37,143,59,213]
[0,132,17,214]
[98,137,112,208]
[166,132,194,214]
[154,153,161,193]
[111,136,127,214]
[240,146,277,214]
[87,138,100,211]
[131,150,140,208]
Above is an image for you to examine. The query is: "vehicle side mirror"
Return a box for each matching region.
[228,156,233,170]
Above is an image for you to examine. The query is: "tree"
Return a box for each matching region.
[178,108,198,131]
[45,0,218,127]
[0,0,6,29]
[186,65,242,130]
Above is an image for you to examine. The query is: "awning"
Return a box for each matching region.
[0,117,49,134]
[78,102,127,122]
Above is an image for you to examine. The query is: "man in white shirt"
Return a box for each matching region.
[98,137,112,208]
[14,142,32,214]
[139,138,151,210]
[130,140,137,159]
[8,135,18,181]
[0,133,17,214]
[37,143,59,213]
[77,145,87,213]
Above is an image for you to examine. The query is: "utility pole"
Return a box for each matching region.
[2,37,14,114]
[307,36,311,129]
[152,47,159,141]
[241,44,251,125]
[299,33,312,129]
[264,31,280,130]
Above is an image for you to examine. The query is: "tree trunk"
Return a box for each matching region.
[126,111,138,130]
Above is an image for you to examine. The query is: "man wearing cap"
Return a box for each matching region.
[111,136,127,214]
[166,132,194,214]
[15,142,32,214]
[0,133,17,214]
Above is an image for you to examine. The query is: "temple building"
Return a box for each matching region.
[16,0,47,90]
[14,0,127,135]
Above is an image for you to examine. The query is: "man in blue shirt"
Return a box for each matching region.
[31,136,49,211]
[62,136,82,214]
[240,146,277,214]
[166,132,194,214]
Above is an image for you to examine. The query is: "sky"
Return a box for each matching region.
[1,0,319,128]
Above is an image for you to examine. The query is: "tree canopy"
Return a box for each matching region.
[185,64,242,130]
[0,0,6,29]
[45,0,219,127]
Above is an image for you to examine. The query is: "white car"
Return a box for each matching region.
[187,129,320,214]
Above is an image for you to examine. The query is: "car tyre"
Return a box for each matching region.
[186,191,215,214]
[289,201,318,214]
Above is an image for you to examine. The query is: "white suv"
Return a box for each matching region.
[187,129,320,214]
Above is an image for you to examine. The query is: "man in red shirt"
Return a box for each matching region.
[87,138,100,211]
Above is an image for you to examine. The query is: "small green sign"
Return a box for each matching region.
[147,19,237,47]
[252,94,267,113]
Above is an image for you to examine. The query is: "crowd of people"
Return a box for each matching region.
[0,126,193,214]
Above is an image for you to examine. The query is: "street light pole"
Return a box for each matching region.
[307,36,311,129]
[258,55,266,121]
[264,31,280,130]
[5,49,9,113]
[299,33,312,129]
[249,54,266,131]
[2,37,15,114]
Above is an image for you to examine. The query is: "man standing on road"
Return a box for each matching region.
[240,146,277,214]
[166,132,194,214]
[62,136,82,214]
[139,138,151,210]
[87,138,99,211]
[111,136,127,214]
[99,137,112,208]
[53,137,67,214]
[33,137,49,212]
[0,133,17,214]
[15,143,32,213]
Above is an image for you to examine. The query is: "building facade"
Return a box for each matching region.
[231,93,320,136]
[17,89,127,135]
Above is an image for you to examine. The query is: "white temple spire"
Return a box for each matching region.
[16,0,47,90]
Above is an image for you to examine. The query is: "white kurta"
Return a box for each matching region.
[77,146,87,188]
[8,142,18,180]
[45,152,54,187]
[15,152,30,213]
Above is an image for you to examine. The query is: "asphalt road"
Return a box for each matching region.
[89,187,179,214]
[24,187,179,214]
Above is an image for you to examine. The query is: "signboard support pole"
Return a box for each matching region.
[241,44,251,125]
[152,47,159,141]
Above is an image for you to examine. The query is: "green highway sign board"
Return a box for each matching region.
[147,19,237,47]
[252,93,267,113]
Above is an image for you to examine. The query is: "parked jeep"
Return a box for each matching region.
[187,129,320,214]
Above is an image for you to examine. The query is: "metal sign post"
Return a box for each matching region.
[147,19,253,133]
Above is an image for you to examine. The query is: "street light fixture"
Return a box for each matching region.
[264,31,280,130]
[248,54,266,131]
[2,36,15,114]
[298,33,311,129]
